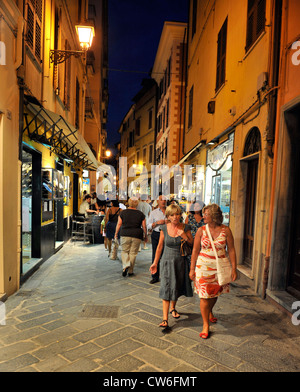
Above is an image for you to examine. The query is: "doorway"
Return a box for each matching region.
[21,146,41,274]
[286,106,300,298]
[242,127,261,269]
[243,158,258,268]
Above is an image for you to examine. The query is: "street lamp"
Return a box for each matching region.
[50,24,95,65]
[105,150,112,158]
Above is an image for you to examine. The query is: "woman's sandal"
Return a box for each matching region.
[159,320,168,328]
[170,309,180,319]
[209,317,218,323]
[199,332,210,339]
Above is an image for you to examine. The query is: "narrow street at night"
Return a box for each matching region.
[1,0,300,377]
[0,242,299,373]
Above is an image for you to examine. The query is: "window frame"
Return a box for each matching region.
[215,17,228,92]
[245,0,266,52]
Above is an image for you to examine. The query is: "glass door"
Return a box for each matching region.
[22,150,33,268]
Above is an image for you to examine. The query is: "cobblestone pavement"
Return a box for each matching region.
[0,241,299,373]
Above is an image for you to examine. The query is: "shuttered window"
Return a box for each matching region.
[191,0,197,38]
[188,85,194,128]
[26,0,42,62]
[246,0,266,51]
[216,18,227,91]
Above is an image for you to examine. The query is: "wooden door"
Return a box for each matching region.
[243,159,258,268]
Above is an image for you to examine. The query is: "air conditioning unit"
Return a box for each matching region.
[208,101,215,114]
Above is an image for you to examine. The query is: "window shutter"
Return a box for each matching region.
[216,18,227,91]
[246,0,266,51]
[26,5,34,49]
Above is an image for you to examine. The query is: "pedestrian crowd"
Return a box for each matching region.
[78,193,237,339]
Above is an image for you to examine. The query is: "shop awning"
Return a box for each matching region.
[23,101,110,172]
[176,140,206,167]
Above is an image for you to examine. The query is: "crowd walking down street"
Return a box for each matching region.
[0,239,299,373]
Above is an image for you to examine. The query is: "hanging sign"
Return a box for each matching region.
[207,134,234,171]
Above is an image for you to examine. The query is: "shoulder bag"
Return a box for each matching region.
[205,224,232,286]
[180,225,193,257]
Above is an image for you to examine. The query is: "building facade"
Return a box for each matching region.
[0,0,23,299]
[151,21,187,172]
[0,0,108,299]
[184,0,276,297]
[266,0,300,308]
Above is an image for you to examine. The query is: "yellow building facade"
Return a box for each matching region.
[0,0,23,298]
[185,0,276,295]
[0,0,108,299]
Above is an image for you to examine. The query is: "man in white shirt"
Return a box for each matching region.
[137,195,152,250]
[79,194,97,219]
[147,195,167,283]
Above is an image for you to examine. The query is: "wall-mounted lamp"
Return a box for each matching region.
[50,24,95,65]
[207,138,219,146]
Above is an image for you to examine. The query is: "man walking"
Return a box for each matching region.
[147,195,167,284]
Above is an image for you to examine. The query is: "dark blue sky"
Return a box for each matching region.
[107,0,189,147]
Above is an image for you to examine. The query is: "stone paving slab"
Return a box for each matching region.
[0,241,299,373]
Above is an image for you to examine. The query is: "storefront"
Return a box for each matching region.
[21,99,100,280]
[205,133,234,225]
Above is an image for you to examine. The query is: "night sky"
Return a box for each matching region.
[107,0,189,147]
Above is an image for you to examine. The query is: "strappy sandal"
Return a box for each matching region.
[159,320,168,328]
[199,332,210,339]
[170,309,180,319]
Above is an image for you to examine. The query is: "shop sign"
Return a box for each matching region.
[0,41,6,65]
[207,135,234,171]
[291,41,300,66]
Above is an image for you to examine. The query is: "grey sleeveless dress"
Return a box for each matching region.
[159,225,193,301]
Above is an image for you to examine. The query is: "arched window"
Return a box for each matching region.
[243,127,261,156]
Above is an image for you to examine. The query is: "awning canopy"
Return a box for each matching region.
[23,101,110,172]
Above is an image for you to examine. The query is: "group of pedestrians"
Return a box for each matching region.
[83,193,237,339]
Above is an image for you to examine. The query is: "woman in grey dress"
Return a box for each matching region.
[149,204,194,328]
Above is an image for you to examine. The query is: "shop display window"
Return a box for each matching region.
[205,133,234,225]
[42,168,64,222]
[64,176,70,206]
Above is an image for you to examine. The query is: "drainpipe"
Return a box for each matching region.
[178,26,187,162]
[182,1,190,158]
[262,0,283,298]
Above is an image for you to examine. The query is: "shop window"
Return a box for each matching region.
[205,133,234,225]
[246,0,266,52]
[216,18,227,91]
[22,150,33,265]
